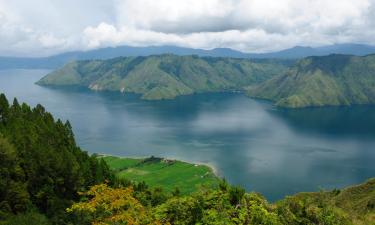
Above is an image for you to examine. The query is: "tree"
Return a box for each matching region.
[172,187,181,197]
[229,186,245,206]
[0,135,29,217]
[0,93,9,123]
[0,94,115,223]
[67,184,151,225]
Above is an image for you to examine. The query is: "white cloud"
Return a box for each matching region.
[38,34,67,48]
[114,0,236,33]
[0,0,374,56]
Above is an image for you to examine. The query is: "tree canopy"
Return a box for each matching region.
[0,93,114,224]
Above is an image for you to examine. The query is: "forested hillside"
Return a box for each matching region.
[67,178,375,225]
[37,55,290,100]
[0,94,113,224]
[247,54,375,108]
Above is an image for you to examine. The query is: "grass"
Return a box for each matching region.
[102,155,220,194]
[102,156,142,171]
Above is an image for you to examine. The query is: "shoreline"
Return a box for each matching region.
[96,153,221,178]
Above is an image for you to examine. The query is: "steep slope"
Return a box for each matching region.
[247,54,375,108]
[37,54,289,100]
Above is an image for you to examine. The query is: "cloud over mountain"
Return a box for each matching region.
[0,0,374,56]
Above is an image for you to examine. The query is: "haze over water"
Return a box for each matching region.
[1,69,374,201]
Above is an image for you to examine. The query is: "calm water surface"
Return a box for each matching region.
[1,69,374,201]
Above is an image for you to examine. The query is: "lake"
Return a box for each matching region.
[1,69,374,201]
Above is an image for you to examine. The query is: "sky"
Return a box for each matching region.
[0,0,375,57]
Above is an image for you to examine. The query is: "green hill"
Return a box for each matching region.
[276,178,375,225]
[247,54,375,108]
[36,54,289,100]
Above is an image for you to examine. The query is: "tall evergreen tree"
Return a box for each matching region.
[0,93,114,223]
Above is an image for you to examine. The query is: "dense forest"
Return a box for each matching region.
[0,93,374,225]
[66,178,375,225]
[0,93,113,224]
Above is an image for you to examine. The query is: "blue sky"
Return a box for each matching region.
[0,0,374,56]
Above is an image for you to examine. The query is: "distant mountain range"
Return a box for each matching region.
[2,43,375,69]
[37,54,289,100]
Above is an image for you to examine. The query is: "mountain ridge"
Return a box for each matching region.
[37,54,290,100]
[2,43,375,69]
[247,54,375,108]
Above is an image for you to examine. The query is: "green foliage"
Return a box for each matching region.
[276,179,375,225]
[229,186,245,206]
[0,135,30,217]
[172,187,181,197]
[0,94,114,224]
[37,54,289,100]
[247,54,375,108]
[68,179,375,225]
[276,196,351,225]
[154,195,204,224]
[0,211,51,225]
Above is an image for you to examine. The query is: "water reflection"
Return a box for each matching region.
[272,106,375,139]
[0,69,374,201]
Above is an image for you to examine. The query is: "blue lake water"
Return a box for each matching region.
[0,69,374,201]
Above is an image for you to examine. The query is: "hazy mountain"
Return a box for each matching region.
[247,54,375,108]
[250,44,375,59]
[2,43,375,70]
[37,54,289,100]
[0,46,248,70]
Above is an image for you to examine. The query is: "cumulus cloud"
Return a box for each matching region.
[0,0,374,56]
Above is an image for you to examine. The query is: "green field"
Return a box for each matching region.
[102,155,220,194]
